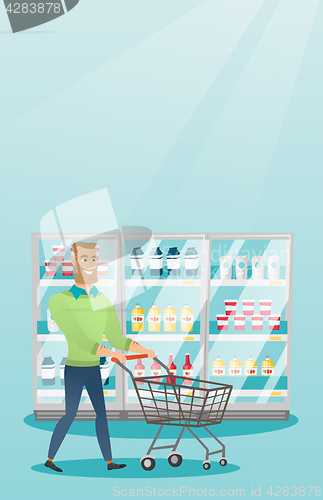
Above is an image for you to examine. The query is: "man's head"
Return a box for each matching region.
[71,241,98,285]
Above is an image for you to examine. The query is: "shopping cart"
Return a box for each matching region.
[112,354,233,471]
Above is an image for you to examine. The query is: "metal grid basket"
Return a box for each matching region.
[133,374,232,427]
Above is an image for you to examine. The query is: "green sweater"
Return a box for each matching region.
[49,290,131,367]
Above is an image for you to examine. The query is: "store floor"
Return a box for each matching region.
[2,409,319,499]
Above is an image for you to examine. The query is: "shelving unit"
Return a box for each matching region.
[32,232,293,421]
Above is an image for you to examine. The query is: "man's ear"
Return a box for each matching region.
[71,255,76,267]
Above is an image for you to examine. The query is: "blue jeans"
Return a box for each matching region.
[48,365,112,461]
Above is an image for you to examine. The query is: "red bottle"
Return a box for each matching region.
[135,358,145,385]
[167,353,177,384]
[151,355,161,384]
[183,353,193,385]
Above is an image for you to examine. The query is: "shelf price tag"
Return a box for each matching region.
[182,281,194,286]
[270,336,282,341]
[270,391,281,396]
[270,281,281,286]
[183,336,194,341]
[103,391,108,396]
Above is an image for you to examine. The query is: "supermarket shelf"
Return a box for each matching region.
[208,376,287,390]
[125,279,201,287]
[38,389,116,397]
[40,279,115,287]
[38,334,65,342]
[127,389,287,397]
[125,334,200,342]
[231,390,287,397]
[209,334,287,342]
[210,279,286,287]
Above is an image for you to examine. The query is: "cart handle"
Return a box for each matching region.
[111,354,148,363]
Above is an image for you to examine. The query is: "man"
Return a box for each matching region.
[45,241,155,473]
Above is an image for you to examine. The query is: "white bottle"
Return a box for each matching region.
[268,256,280,280]
[235,256,248,280]
[41,357,55,386]
[220,256,233,279]
[60,357,67,386]
[100,358,110,385]
[252,256,264,280]
[47,308,59,332]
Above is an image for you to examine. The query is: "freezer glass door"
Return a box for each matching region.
[36,235,120,410]
[209,236,291,411]
[122,233,208,408]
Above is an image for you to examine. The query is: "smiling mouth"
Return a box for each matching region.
[83,269,96,275]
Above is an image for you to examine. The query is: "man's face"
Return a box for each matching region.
[72,246,98,285]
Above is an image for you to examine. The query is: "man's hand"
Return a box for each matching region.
[145,349,156,359]
[111,352,127,362]
[128,340,156,359]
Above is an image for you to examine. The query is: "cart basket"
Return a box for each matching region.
[112,354,233,427]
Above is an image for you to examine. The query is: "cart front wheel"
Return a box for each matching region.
[203,460,211,470]
[219,458,227,467]
[141,455,156,471]
[168,452,183,468]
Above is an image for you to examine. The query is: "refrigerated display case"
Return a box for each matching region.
[32,232,124,421]
[121,232,209,420]
[207,233,293,420]
[32,232,293,421]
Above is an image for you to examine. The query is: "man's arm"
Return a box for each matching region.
[96,341,155,360]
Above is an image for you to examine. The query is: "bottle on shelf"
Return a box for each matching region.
[229,355,242,377]
[167,353,177,384]
[167,247,181,276]
[100,357,110,386]
[181,303,194,332]
[164,303,177,332]
[131,303,144,332]
[47,308,59,333]
[148,303,161,332]
[244,356,257,376]
[235,256,248,280]
[212,356,225,376]
[135,358,145,385]
[220,256,232,279]
[261,356,275,376]
[183,353,194,385]
[151,355,161,383]
[268,255,280,280]
[60,357,67,385]
[252,256,264,280]
[41,357,55,386]
[131,247,145,276]
[149,247,163,276]
[185,247,199,277]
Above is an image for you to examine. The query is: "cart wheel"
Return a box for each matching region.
[140,455,156,471]
[219,458,227,467]
[168,452,183,468]
[203,460,211,470]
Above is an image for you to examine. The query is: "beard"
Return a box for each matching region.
[74,261,98,285]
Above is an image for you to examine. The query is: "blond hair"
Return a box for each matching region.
[72,241,96,260]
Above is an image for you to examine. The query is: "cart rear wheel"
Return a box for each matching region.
[203,460,211,470]
[141,455,156,471]
[168,452,183,467]
[219,458,227,467]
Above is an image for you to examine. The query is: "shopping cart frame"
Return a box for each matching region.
[112,354,233,471]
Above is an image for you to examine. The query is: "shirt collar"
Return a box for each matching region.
[70,284,99,299]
